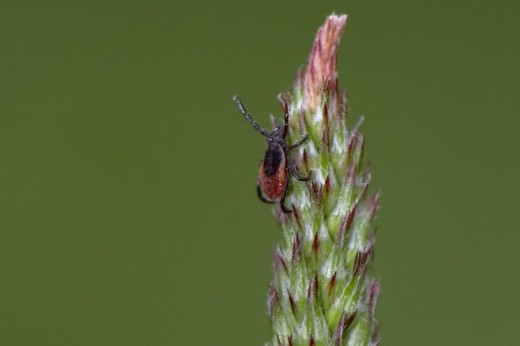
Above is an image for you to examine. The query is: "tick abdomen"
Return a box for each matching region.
[259,144,287,201]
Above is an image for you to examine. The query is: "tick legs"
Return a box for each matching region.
[287,135,308,150]
[258,180,292,213]
[233,96,271,138]
[280,176,292,213]
[280,192,293,213]
[288,163,311,181]
[286,135,311,181]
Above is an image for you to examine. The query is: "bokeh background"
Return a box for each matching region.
[1,1,519,345]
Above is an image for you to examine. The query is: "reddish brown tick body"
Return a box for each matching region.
[233,95,310,213]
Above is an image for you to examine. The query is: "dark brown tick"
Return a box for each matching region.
[233,95,310,213]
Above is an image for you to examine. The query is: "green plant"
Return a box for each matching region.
[267,14,380,346]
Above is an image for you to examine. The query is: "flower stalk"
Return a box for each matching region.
[267,14,380,346]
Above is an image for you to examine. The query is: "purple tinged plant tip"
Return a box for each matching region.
[333,312,348,346]
[268,284,280,317]
[307,273,319,304]
[303,14,347,110]
[327,272,337,297]
[287,289,297,316]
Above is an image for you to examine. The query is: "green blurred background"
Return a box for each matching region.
[1,1,519,345]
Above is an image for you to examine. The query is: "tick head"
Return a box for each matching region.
[266,124,286,144]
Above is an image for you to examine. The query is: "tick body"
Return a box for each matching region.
[259,143,287,201]
[233,95,310,213]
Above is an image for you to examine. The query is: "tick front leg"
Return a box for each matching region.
[287,135,308,151]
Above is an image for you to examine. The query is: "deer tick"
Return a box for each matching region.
[233,95,310,213]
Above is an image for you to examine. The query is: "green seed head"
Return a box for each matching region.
[267,14,380,346]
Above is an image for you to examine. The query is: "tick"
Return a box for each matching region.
[233,95,310,213]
